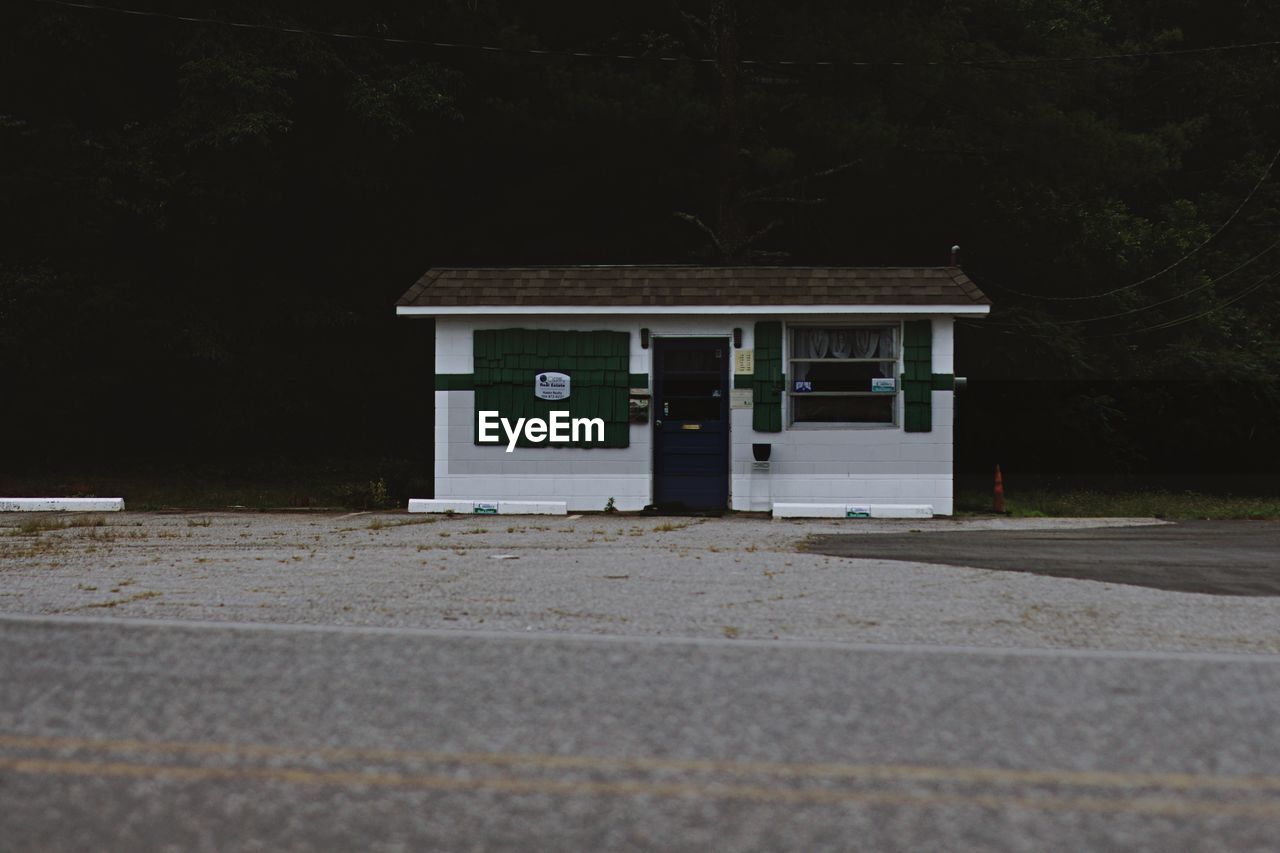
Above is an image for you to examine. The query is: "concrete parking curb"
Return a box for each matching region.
[0,498,124,512]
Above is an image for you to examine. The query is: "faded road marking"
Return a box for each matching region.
[2,733,1280,818]
[3,755,1280,819]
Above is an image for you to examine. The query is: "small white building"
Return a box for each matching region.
[396,266,990,516]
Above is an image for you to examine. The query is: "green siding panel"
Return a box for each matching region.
[435,373,474,391]
[753,321,783,432]
[472,328,630,448]
[902,320,933,432]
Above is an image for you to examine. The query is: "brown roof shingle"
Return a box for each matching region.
[396,266,991,308]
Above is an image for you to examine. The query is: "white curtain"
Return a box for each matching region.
[852,330,877,358]
[807,329,830,358]
[878,330,895,375]
[794,327,894,380]
[794,329,830,381]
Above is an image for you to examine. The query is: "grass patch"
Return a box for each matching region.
[652,521,690,532]
[3,514,101,538]
[353,516,437,532]
[0,537,66,559]
[956,489,1280,520]
[15,516,68,535]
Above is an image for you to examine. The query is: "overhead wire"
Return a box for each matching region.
[1094,269,1280,335]
[985,141,1280,303]
[31,0,1280,69]
[978,232,1280,328]
[961,267,1279,338]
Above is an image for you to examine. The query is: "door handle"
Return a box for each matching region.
[655,419,662,427]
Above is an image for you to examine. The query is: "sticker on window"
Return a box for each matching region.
[871,378,897,393]
[794,380,813,393]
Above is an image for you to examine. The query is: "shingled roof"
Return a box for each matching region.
[396,266,991,309]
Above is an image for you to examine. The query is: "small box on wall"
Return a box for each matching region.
[628,394,650,423]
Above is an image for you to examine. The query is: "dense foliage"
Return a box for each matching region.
[3,0,1278,484]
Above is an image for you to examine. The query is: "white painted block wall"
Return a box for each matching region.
[429,314,957,514]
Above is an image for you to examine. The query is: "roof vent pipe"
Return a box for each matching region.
[950,245,961,267]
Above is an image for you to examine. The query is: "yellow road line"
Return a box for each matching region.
[2,755,1278,819]
[2,733,1280,796]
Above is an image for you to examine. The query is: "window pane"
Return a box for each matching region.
[662,347,723,372]
[792,327,895,359]
[791,361,895,393]
[662,397,721,421]
[788,325,898,423]
[792,395,894,424]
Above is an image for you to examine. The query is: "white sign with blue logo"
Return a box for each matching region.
[534,372,571,400]
[871,378,897,393]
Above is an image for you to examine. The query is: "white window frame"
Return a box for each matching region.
[786,322,902,429]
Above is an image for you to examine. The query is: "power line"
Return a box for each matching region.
[985,140,1280,303]
[961,267,1279,339]
[1097,269,1280,335]
[32,0,1280,69]
[981,232,1280,328]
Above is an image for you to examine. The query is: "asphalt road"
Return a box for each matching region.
[3,614,1279,851]
[806,520,1280,596]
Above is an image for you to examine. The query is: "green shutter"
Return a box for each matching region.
[901,320,932,432]
[473,328,630,448]
[753,321,783,432]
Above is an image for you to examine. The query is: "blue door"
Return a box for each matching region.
[653,338,730,510]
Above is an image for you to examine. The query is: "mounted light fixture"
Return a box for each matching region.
[640,328,650,349]
[733,327,743,348]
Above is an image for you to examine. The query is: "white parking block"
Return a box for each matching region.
[772,502,933,519]
[407,499,567,516]
[0,498,125,512]
[864,504,935,519]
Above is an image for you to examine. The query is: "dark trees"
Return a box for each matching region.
[1,0,1278,481]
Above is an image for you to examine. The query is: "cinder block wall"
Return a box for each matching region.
[731,318,955,515]
[432,315,956,514]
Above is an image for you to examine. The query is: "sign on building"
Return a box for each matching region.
[871,378,897,393]
[534,372,571,400]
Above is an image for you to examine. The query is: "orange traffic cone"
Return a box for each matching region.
[993,464,1006,514]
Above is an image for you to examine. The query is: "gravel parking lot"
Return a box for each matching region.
[2,512,1277,654]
